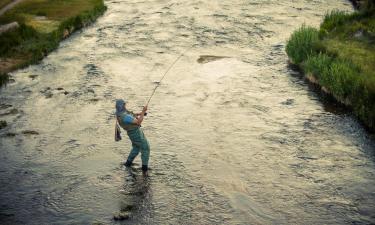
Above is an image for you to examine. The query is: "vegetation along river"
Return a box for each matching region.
[1,0,374,224]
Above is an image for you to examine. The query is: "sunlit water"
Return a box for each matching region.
[1,0,374,224]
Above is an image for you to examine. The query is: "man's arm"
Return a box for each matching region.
[132,105,148,125]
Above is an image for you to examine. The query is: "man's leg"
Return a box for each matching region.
[140,137,150,173]
[124,144,140,167]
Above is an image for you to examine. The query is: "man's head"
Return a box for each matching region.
[115,99,126,116]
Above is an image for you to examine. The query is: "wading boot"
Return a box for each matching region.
[124,160,132,167]
[142,165,148,177]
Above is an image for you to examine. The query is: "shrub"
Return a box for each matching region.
[286,25,319,64]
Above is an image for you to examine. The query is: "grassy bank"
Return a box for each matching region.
[0,0,13,9]
[0,0,106,84]
[286,2,375,131]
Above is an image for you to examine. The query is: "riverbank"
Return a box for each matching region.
[349,0,374,9]
[0,0,106,86]
[286,2,375,131]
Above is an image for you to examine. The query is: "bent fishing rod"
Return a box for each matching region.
[145,45,194,107]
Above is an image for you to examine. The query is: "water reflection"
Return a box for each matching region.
[117,167,152,223]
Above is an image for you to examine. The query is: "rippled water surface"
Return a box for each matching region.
[1,0,375,224]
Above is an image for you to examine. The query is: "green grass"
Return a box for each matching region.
[303,53,333,85]
[286,25,319,64]
[286,6,375,131]
[322,39,375,76]
[0,0,106,24]
[0,0,106,81]
[0,24,38,56]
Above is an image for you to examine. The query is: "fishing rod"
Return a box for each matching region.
[145,45,194,106]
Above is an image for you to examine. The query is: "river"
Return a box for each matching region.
[1,0,374,224]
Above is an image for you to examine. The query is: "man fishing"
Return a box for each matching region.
[112,47,191,177]
[115,99,150,176]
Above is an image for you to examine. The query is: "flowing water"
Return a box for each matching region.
[1,0,375,224]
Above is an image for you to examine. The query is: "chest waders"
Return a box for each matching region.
[117,112,150,172]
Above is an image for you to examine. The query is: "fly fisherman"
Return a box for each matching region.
[115,99,150,176]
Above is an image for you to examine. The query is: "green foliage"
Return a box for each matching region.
[353,75,375,129]
[326,60,360,99]
[303,53,333,80]
[320,10,355,35]
[0,0,106,23]
[287,9,375,130]
[0,24,39,56]
[0,0,106,86]
[320,9,375,41]
[303,54,360,100]
[286,25,319,64]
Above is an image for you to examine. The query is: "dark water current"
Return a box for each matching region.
[1,0,375,224]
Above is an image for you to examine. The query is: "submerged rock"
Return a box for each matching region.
[282,99,295,105]
[29,75,39,80]
[40,87,53,98]
[92,222,106,225]
[89,98,100,102]
[0,108,18,116]
[120,204,135,211]
[0,104,12,110]
[22,130,39,135]
[113,212,130,220]
[45,92,53,98]
[197,55,229,64]
[0,120,7,129]
[6,132,16,137]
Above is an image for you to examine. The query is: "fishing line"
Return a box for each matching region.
[145,45,195,106]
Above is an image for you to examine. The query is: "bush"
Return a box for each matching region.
[286,25,319,64]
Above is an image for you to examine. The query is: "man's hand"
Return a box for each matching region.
[134,105,148,126]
